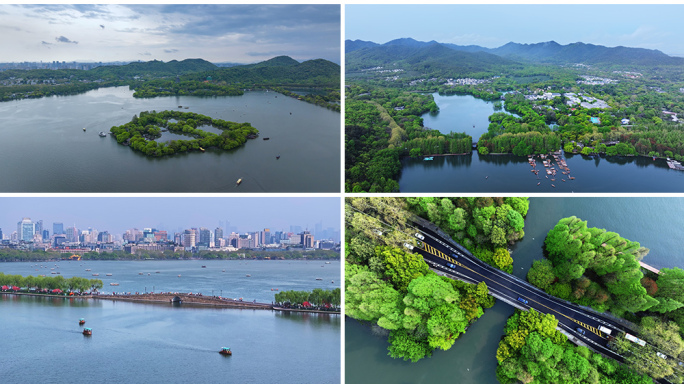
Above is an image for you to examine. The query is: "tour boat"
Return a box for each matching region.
[99,132,107,137]
[423,156,434,161]
[83,328,92,336]
[219,347,232,356]
[106,273,112,276]
[245,274,251,277]
[110,283,119,286]
[79,318,86,325]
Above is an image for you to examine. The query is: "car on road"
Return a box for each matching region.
[403,243,414,250]
[446,263,456,269]
[517,297,528,305]
[451,253,459,259]
[415,233,425,240]
[576,328,586,335]
[656,352,668,360]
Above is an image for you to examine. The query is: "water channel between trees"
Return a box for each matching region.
[346,197,684,383]
[0,87,340,192]
[399,93,684,192]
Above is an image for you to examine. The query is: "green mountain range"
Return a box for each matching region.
[347,38,684,67]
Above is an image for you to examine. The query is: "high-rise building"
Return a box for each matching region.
[66,226,79,243]
[182,229,196,248]
[35,220,43,240]
[214,227,223,247]
[42,229,49,241]
[261,228,271,245]
[53,222,64,235]
[17,217,34,242]
[199,227,212,247]
[0,227,3,240]
[300,230,314,248]
[98,231,112,243]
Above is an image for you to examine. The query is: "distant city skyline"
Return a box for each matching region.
[0,4,340,63]
[0,197,340,239]
[347,5,684,57]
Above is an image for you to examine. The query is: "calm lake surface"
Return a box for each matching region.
[402,93,684,192]
[399,151,684,192]
[0,87,340,192]
[2,260,340,384]
[422,93,504,138]
[346,197,684,383]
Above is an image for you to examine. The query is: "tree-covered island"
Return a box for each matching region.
[346,197,528,361]
[345,38,684,192]
[109,110,258,157]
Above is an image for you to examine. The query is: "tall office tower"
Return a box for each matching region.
[0,227,3,240]
[199,227,212,247]
[66,226,79,243]
[35,220,43,239]
[17,217,35,242]
[300,230,314,248]
[261,228,271,245]
[42,229,49,241]
[183,229,196,248]
[53,222,64,235]
[214,227,223,247]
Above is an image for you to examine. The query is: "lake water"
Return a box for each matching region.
[346,197,684,383]
[0,259,340,301]
[1,260,340,384]
[399,151,684,192]
[404,93,684,192]
[421,93,504,138]
[0,87,340,192]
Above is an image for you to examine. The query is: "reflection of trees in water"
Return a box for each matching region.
[275,311,341,327]
[4,294,98,308]
[475,153,528,166]
[567,153,671,169]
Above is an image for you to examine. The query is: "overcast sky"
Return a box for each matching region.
[0,197,340,236]
[0,4,340,63]
[347,4,684,57]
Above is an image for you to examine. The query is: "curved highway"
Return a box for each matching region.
[409,220,634,362]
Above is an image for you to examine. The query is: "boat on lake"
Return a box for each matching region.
[106,273,112,276]
[99,132,107,137]
[110,283,119,286]
[219,347,232,356]
[263,137,270,140]
[246,274,251,277]
[79,318,86,325]
[83,328,92,336]
[423,157,434,161]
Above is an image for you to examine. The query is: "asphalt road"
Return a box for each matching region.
[410,220,632,362]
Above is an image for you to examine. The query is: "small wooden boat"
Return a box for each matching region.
[276,155,280,159]
[79,318,86,325]
[83,328,92,336]
[236,178,242,186]
[219,347,232,356]
[110,283,119,286]
[199,147,205,152]
[246,274,251,277]
[263,137,270,140]
[99,132,107,137]
[83,127,86,132]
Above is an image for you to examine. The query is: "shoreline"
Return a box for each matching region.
[0,292,340,314]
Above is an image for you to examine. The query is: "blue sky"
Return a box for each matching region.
[0,197,340,236]
[0,4,340,63]
[347,5,684,56]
